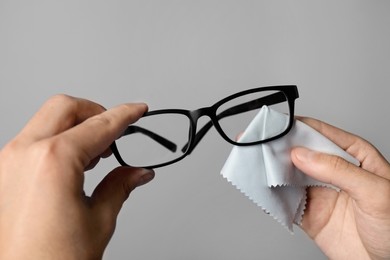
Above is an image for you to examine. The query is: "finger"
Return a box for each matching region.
[91,167,155,222]
[101,147,112,158]
[295,116,359,153]
[84,147,113,171]
[296,116,390,178]
[291,147,386,202]
[300,186,340,238]
[19,95,106,143]
[60,103,148,169]
[85,157,101,171]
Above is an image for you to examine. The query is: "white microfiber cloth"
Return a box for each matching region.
[221,106,360,232]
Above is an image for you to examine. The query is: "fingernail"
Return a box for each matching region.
[294,147,316,163]
[137,169,155,187]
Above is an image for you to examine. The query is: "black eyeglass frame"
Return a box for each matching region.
[111,85,299,168]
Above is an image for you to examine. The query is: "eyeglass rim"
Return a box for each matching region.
[209,85,298,146]
[111,85,299,168]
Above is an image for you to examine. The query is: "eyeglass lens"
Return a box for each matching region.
[216,90,289,143]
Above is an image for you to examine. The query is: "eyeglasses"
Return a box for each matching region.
[111,85,299,168]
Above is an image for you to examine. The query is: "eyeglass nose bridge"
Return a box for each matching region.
[189,106,216,121]
[184,106,220,154]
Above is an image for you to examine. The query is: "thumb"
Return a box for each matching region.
[291,147,378,201]
[91,167,155,219]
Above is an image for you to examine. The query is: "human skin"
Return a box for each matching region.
[0,95,155,260]
[291,117,390,260]
[1,94,389,259]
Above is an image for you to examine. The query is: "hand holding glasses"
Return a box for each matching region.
[111,85,299,168]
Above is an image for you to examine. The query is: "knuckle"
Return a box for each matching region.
[317,152,352,176]
[31,139,60,162]
[351,135,379,157]
[0,139,23,166]
[329,155,350,172]
[47,94,76,107]
[353,137,371,153]
[88,114,112,128]
[45,94,78,120]
[1,139,21,154]
[117,103,131,111]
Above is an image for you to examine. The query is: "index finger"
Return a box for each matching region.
[59,103,148,169]
[19,95,106,143]
[296,116,390,178]
[296,116,359,152]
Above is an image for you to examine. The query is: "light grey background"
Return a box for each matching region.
[1,1,389,259]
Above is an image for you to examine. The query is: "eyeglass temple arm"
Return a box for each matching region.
[182,91,287,154]
[120,125,177,152]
